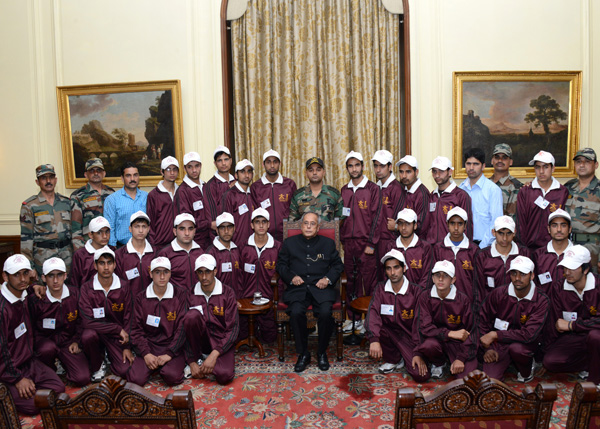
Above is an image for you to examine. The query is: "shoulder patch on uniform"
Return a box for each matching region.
[323,185,341,196]
[23,195,37,204]
[292,187,307,197]
[510,177,524,189]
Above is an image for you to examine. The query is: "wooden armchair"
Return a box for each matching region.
[35,376,196,428]
[271,219,347,362]
[0,382,21,428]
[566,381,600,429]
[395,370,557,428]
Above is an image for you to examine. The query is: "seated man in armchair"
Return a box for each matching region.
[276,212,344,373]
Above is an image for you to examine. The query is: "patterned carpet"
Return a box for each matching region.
[20,338,579,428]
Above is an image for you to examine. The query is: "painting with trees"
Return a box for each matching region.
[57,80,184,188]
[452,71,581,179]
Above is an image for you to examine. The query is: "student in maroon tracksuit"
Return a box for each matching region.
[250,149,297,242]
[475,216,530,299]
[517,151,569,252]
[412,260,478,380]
[479,256,550,383]
[222,159,256,246]
[158,213,204,291]
[183,254,239,385]
[147,156,180,249]
[543,246,600,384]
[128,257,188,386]
[0,254,65,415]
[79,248,134,381]
[205,145,235,236]
[206,212,242,297]
[174,152,212,249]
[388,208,433,289]
[425,156,473,244]
[30,258,89,386]
[372,150,404,281]
[68,216,112,287]
[365,250,428,381]
[115,211,156,296]
[532,209,573,291]
[240,208,281,343]
[433,207,478,302]
[341,151,382,331]
[397,155,430,238]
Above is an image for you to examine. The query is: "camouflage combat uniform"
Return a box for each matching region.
[565,176,600,268]
[70,183,115,250]
[490,174,523,221]
[288,184,344,221]
[20,192,73,275]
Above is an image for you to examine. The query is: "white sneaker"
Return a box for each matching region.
[91,362,107,382]
[342,320,354,333]
[579,370,590,380]
[517,360,535,383]
[431,363,445,379]
[55,359,66,376]
[183,365,192,379]
[379,359,404,374]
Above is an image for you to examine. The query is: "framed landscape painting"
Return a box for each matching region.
[453,71,582,179]
[57,80,184,188]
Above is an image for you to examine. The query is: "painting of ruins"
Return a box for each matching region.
[452,71,581,179]
[57,80,184,188]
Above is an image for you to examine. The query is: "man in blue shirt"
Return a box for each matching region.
[459,148,503,248]
[104,162,148,247]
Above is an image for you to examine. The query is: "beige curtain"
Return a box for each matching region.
[231,0,400,189]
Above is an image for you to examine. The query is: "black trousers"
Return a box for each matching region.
[288,290,334,355]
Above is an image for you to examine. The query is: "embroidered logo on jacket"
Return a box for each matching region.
[462,260,473,270]
[279,194,289,202]
[410,259,422,269]
[111,303,124,312]
[401,309,414,319]
[442,205,453,214]
[234,261,240,270]
[590,306,597,316]
[167,311,176,321]
[67,310,78,322]
[520,314,529,324]
[213,306,224,316]
[358,200,368,210]
[447,314,462,325]
[382,196,390,205]
[264,261,276,270]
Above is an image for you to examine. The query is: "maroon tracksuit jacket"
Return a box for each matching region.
[377,175,404,248]
[239,234,281,299]
[532,241,573,290]
[158,240,204,291]
[425,183,473,244]
[174,176,212,249]
[206,237,242,298]
[475,242,530,299]
[205,173,235,223]
[250,174,297,242]
[29,286,82,348]
[516,179,569,250]
[386,235,433,289]
[222,183,255,247]
[147,182,178,249]
[340,178,382,247]
[433,235,479,302]
[115,240,156,296]
[68,241,113,287]
[403,179,431,237]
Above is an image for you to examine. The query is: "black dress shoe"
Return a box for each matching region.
[317,353,330,371]
[294,352,311,373]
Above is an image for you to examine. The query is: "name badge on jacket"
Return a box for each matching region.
[126,267,140,280]
[429,202,437,212]
[244,263,256,274]
[193,200,204,211]
[93,307,105,319]
[238,204,249,215]
[146,315,161,327]
[380,304,394,315]
[534,196,550,209]
[261,199,271,209]
[222,262,233,272]
[494,318,509,331]
[538,272,552,285]
[14,322,27,339]
[43,318,56,330]
[342,207,351,217]
[562,311,577,321]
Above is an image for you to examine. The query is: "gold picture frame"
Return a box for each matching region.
[453,71,582,179]
[57,80,184,188]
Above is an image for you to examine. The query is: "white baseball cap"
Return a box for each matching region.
[195,254,217,271]
[94,247,115,261]
[509,256,535,274]
[548,208,571,224]
[432,260,455,278]
[430,156,454,171]
[371,150,393,165]
[213,145,231,157]
[216,212,235,227]
[559,245,591,270]
[235,159,254,172]
[396,208,418,223]
[89,216,111,233]
[42,257,66,275]
[3,254,31,274]
[251,207,270,221]
[150,256,171,272]
[263,149,281,161]
[345,151,364,163]
[160,156,180,170]
[183,152,201,165]
[174,213,196,227]
[380,249,407,267]
[446,206,468,222]
[493,216,516,233]
[130,211,150,225]
[396,155,418,168]
[528,150,555,166]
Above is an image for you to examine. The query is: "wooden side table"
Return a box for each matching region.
[236,298,273,357]
[348,296,372,348]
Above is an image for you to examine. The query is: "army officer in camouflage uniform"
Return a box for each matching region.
[289,157,343,221]
[70,158,114,251]
[489,143,523,221]
[565,148,600,272]
[20,164,73,275]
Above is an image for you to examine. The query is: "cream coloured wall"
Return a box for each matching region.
[0,0,596,236]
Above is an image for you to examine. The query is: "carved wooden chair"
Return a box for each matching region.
[566,381,600,429]
[271,218,347,362]
[35,375,196,428]
[395,370,557,428]
[0,382,21,428]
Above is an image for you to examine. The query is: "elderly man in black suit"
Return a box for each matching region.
[277,212,344,372]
